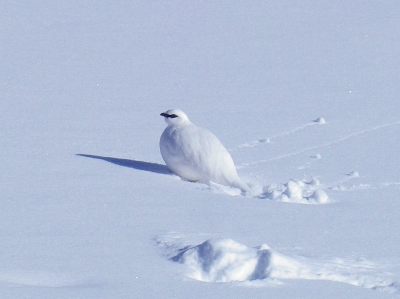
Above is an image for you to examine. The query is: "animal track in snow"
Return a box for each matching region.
[241,120,400,166]
[331,181,400,192]
[235,118,326,150]
[228,121,400,203]
[324,171,400,192]
[156,235,399,294]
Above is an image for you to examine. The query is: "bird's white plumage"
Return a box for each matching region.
[159,109,249,192]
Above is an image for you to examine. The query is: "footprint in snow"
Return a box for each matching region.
[235,117,326,150]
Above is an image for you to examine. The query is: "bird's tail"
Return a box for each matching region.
[233,179,251,193]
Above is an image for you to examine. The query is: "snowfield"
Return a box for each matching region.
[1,1,400,298]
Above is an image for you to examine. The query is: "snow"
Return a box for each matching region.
[1,1,400,298]
[261,178,330,204]
[160,237,398,292]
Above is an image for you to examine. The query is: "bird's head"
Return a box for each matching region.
[160,109,190,126]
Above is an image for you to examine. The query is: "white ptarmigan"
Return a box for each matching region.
[159,109,249,192]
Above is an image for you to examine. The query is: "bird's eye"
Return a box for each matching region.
[169,114,178,118]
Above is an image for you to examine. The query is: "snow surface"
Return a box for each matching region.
[1,1,400,298]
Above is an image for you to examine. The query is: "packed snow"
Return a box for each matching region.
[1,1,400,298]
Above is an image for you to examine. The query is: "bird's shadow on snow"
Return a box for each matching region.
[76,154,171,175]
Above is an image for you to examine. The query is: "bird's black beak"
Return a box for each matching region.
[160,112,169,117]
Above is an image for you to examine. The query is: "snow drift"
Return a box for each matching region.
[165,238,399,293]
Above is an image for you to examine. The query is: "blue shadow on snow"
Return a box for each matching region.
[76,154,171,175]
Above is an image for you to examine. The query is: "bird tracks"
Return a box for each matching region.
[225,118,400,203]
[235,117,326,150]
[235,119,400,164]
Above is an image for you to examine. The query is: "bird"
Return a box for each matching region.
[159,109,249,192]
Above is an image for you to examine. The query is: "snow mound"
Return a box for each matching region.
[171,238,271,282]
[311,153,322,159]
[261,178,330,204]
[165,238,399,293]
[314,117,326,124]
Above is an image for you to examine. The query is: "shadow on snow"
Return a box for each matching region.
[76,154,171,175]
